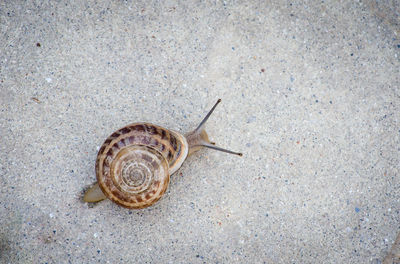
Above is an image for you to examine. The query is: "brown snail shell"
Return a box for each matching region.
[84,99,242,209]
[95,123,188,209]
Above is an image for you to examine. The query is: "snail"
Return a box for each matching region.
[83,99,242,209]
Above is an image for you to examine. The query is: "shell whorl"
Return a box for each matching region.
[96,123,189,209]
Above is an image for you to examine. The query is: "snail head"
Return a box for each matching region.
[185,99,242,157]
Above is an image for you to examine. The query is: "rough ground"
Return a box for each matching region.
[1,1,399,263]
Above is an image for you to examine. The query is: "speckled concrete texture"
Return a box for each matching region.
[1,1,399,263]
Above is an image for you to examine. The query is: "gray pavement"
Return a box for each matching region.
[1,1,399,263]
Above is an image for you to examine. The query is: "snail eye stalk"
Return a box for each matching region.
[186,99,242,157]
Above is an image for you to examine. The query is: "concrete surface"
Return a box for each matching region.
[1,1,399,263]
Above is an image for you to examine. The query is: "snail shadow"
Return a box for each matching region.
[383,231,400,264]
[0,233,12,263]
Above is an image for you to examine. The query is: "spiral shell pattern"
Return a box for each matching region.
[96,123,188,209]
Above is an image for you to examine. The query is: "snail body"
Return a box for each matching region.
[84,99,242,209]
